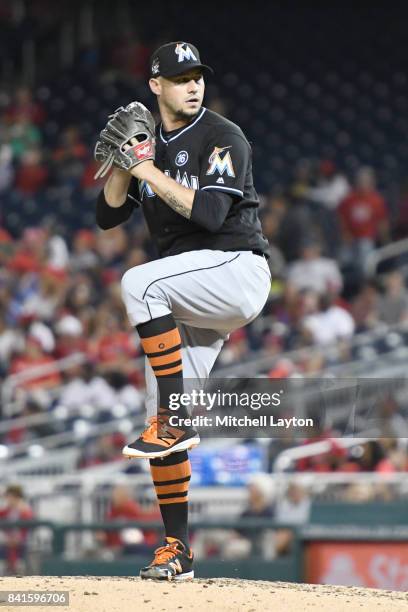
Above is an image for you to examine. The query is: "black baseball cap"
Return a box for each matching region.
[150,42,214,79]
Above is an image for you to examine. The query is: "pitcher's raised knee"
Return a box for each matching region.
[121,266,171,325]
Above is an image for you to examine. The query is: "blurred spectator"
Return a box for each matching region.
[338,167,390,269]
[53,126,87,161]
[289,159,312,202]
[79,433,126,468]
[52,126,87,187]
[274,481,311,555]
[302,293,355,346]
[233,475,276,559]
[377,395,408,440]
[8,113,41,160]
[193,474,276,561]
[6,229,47,301]
[9,335,62,390]
[287,241,343,295]
[70,229,99,272]
[276,197,315,262]
[54,314,86,358]
[351,281,380,331]
[304,160,350,258]
[20,267,67,320]
[306,160,350,210]
[377,270,408,325]
[14,148,48,195]
[375,441,408,473]
[64,273,97,313]
[58,362,143,411]
[276,481,311,525]
[0,485,34,575]
[6,87,45,126]
[96,484,159,558]
[95,226,128,268]
[344,482,377,502]
[45,226,70,271]
[89,309,138,373]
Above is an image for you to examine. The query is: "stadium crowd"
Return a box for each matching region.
[1,81,408,473]
[1,2,408,480]
[1,85,408,386]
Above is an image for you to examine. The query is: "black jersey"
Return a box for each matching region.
[126,107,269,258]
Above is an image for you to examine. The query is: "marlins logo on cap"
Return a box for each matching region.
[175,43,198,63]
[149,42,214,78]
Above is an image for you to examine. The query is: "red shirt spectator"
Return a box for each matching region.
[52,126,87,162]
[6,87,46,125]
[296,433,347,472]
[338,167,389,241]
[103,485,160,550]
[9,337,62,389]
[339,191,388,239]
[15,149,48,195]
[54,314,88,358]
[93,331,137,365]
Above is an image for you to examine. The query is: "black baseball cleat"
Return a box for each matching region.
[122,416,200,459]
[140,537,194,581]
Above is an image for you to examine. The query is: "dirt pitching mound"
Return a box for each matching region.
[1,576,408,611]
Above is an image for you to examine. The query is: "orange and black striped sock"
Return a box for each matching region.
[137,314,186,418]
[150,450,191,545]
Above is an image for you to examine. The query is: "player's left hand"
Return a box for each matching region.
[96,101,156,177]
[123,141,155,179]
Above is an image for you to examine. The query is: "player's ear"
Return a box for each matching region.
[149,78,161,96]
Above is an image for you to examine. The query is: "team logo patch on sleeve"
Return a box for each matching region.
[206,146,235,177]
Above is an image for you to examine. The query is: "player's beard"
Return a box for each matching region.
[173,106,201,122]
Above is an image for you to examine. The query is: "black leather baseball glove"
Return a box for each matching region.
[94,102,156,179]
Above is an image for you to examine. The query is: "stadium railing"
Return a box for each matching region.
[1,353,87,412]
[3,512,408,580]
[365,236,408,277]
[9,474,408,529]
[273,435,377,472]
[3,321,408,409]
[0,518,302,581]
[0,448,80,478]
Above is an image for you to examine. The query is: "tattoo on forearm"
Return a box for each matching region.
[164,191,192,219]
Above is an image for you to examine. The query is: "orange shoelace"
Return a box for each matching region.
[152,542,180,565]
[141,417,159,442]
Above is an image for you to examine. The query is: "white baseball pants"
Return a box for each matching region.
[121,249,271,419]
